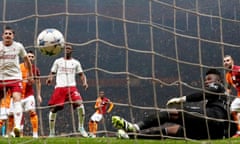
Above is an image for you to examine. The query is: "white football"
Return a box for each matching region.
[37,28,65,56]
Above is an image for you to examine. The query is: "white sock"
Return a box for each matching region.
[77,105,85,128]
[49,112,57,135]
[13,102,23,128]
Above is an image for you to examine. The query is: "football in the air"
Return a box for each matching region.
[37,28,65,56]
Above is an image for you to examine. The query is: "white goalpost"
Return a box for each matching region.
[0,0,240,143]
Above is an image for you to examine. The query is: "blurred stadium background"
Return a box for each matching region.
[0,0,240,139]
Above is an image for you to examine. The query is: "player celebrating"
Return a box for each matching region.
[88,90,114,138]
[46,44,88,137]
[19,50,42,138]
[0,26,33,137]
[112,69,232,139]
[223,55,240,137]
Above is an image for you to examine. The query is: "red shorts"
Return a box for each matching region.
[0,80,22,99]
[48,86,83,108]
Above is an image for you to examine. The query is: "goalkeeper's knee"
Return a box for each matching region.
[175,126,184,137]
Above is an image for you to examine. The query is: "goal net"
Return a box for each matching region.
[0,0,240,143]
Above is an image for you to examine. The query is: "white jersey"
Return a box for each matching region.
[51,57,83,87]
[0,41,27,80]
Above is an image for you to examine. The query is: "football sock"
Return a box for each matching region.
[1,124,5,136]
[13,101,23,128]
[237,113,240,133]
[20,114,24,136]
[88,121,93,133]
[49,111,57,135]
[77,105,85,128]
[93,121,98,135]
[30,111,38,134]
[7,116,14,135]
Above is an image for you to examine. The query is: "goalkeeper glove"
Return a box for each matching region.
[166,96,186,105]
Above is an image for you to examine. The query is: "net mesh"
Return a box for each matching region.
[0,0,240,143]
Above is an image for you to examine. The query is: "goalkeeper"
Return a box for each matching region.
[112,69,235,139]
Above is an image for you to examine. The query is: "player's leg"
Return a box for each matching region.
[76,104,88,137]
[6,115,14,137]
[29,111,38,138]
[6,97,14,137]
[0,100,9,137]
[88,113,102,137]
[48,88,65,137]
[2,90,12,137]
[112,116,137,132]
[70,87,88,137]
[48,108,58,137]
[126,125,179,139]
[11,88,23,138]
[88,121,97,138]
[230,98,240,137]
[24,96,39,138]
[1,120,6,137]
[112,111,171,132]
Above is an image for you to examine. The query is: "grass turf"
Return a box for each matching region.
[1,137,240,144]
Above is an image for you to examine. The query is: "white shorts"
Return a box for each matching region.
[0,107,9,120]
[21,95,36,112]
[230,97,240,112]
[90,112,103,122]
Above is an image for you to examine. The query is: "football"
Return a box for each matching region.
[36,28,65,56]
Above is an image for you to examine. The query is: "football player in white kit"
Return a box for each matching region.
[0,26,33,137]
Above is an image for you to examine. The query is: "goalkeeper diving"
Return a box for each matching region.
[112,69,236,139]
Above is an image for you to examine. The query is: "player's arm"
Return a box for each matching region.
[79,72,88,90]
[23,56,33,81]
[186,83,225,102]
[225,82,232,95]
[46,72,55,85]
[225,74,232,95]
[107,101,114,113]
[166,83,224,105]
[35,77,42,103]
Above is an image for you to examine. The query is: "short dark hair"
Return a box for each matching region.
[4,26,15,34]
[206,69,222,81]
[27,50,34,54]
[65,44,72,49]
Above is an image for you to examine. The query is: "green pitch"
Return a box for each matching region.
[0,137,240,144]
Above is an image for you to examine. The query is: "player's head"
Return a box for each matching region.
[27,50,35,62]
[2,26,15,46]
[99,90,105,98]
[223,55,234,70]
[64,44,73,58]
[204,69,222,86]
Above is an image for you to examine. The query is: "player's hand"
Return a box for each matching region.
[28,76,35,85]
[37,95,42,104]
[166,96,186,105]
[46,78,52,85]
[83,83,88,90]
